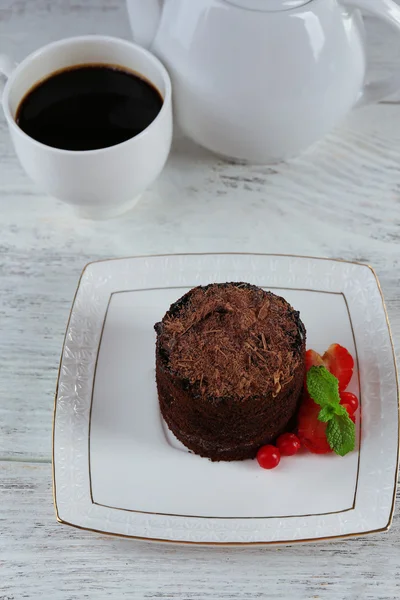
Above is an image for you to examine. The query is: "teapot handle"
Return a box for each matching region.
[340,0,400,106]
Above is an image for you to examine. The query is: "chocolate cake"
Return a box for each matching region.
[155,283,306,461]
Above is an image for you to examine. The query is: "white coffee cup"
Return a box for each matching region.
[0,36,172,219]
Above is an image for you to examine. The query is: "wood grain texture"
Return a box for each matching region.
[1,462,400,600]
[1,1,400,597]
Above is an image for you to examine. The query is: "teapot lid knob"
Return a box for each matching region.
[224,0,311,10]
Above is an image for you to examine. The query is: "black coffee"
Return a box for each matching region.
[16,64,163,151]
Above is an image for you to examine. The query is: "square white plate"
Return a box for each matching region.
[53,254,399,545]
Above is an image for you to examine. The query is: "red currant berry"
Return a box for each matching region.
[256,445,281,469]
[340,392,359,415]
[276,433,301,456]
[350,414,356,424]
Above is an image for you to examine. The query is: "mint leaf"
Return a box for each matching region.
[306,365,355,455]
[326,413,355,456]
[333,404,347,417]
[307,366,340,408]
[318,405,337,422]
[318,402,347,422]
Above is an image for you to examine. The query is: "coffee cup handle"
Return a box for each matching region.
[340,0,400,107]
[0,54,17,103]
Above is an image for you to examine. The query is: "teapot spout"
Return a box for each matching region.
[127,0,163,49]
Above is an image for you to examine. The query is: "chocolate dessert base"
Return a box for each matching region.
[156,360,304,462]
[157,361,304,461]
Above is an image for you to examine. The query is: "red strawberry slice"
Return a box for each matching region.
[305,349,324,371]
[304,349,324,388]
[297,394,332,454]
[305,345,354,392]
[322,344,354,392]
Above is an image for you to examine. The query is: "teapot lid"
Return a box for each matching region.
[224,0,311,10]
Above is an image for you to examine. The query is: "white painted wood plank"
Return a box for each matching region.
[364,8,400,102]
[1,0,400,100]
[1,461,400,600]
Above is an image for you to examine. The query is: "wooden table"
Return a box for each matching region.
[1,1,400,597]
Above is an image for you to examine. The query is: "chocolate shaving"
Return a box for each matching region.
[258,300,270,320]
[272,371,283,398]
[261,332,267,351]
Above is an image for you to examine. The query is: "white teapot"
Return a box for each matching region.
[127,0,400,163]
